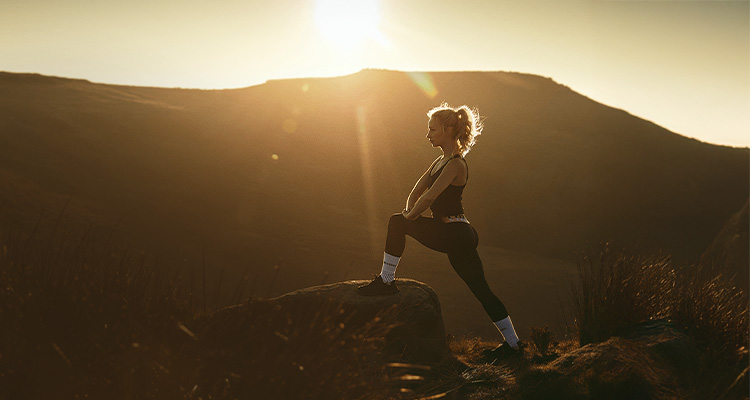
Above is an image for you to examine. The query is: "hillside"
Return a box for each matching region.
[0,69,747,319]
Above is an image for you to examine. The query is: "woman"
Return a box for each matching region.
[357,103,524,363]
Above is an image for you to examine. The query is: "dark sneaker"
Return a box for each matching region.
[357,275,400,296]
[481,341,525,365]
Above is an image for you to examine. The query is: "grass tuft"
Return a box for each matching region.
[572,244,676,345]
[571,242,749,399]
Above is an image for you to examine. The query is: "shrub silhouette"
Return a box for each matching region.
[529,327,558,358]
[572,243,748,399]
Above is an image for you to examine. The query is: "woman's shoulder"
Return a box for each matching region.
[444,156,468,174]
[455,155,468,167]
[448,155,467,166]
[429,154,466,174]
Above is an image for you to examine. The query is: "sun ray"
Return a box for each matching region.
[356,106,381,259]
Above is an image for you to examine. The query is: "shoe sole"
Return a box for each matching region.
[481,348,523,364]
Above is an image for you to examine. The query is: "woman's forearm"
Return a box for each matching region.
[405,194,433,219]
[405,185,425,212]
[406,193,418,212]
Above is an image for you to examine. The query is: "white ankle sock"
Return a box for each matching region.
[380,252,400,283]
[493,316,520,348]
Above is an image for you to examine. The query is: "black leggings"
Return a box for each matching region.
[385,213,509,322]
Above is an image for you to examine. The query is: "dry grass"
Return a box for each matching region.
[3,204,747,399]
[572,245,677,345]
[0,214,398,399]
[571,243,749,399]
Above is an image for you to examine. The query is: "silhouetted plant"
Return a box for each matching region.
[672,266,749,399]
[529,327,558,357]
[572,244,676,345]
[673,265,749,360]
[571,242,749,399]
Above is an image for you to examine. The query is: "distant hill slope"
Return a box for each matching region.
[0,69,747,273]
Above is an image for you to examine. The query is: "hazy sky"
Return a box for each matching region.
[2,0,748,147]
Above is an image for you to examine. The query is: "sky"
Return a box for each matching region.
[2,0,748,147]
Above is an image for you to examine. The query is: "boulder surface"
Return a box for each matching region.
[519,320,699,400]
[269,279,450,363]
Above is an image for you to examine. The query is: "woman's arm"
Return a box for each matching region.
[403,159,462,220]
[404,157,442,213]
[405,172,430,212]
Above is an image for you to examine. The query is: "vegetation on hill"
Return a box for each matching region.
[572,244,748,399]
[393,242,748,399]
[1,207,747,399]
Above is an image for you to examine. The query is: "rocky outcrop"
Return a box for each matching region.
[205,279,450,364]
[519,320,699,400]
[269,279,450,363]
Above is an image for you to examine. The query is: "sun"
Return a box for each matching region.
[314,0,382,49]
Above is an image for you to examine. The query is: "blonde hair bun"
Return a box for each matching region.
[427,102,484,156]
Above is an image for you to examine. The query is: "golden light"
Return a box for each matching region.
[406,72,439,99]
[282,118,298,133]
[356,106,380,258]
[314,0,382,49]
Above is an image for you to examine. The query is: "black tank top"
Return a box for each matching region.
[426,154,468,218]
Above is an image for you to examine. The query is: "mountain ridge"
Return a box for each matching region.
[4,67,745,150]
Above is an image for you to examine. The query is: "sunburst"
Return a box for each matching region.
[314,0,382,49]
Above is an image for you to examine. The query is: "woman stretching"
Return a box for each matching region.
[357,103,524,362]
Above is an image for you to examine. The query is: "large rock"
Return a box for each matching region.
[520,320,698,400]
[269,279,450,363]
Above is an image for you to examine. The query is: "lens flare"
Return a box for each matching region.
[406,72,438,99]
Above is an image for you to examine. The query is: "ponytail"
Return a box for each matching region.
[427,103,484,156]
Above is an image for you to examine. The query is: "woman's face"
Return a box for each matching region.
[427,117,453,148]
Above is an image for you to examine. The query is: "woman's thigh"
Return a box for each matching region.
[445,223,478,250]
[445,224,484,280]
[403,218,478,254]
[403,216,452,253]
[447,248,487,282]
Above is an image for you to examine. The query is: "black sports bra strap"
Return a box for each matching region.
[431,154,465,177]
[459,156,468,181]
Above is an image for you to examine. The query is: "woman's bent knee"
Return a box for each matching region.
[387,213,408,234]
[389,212,407,226]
